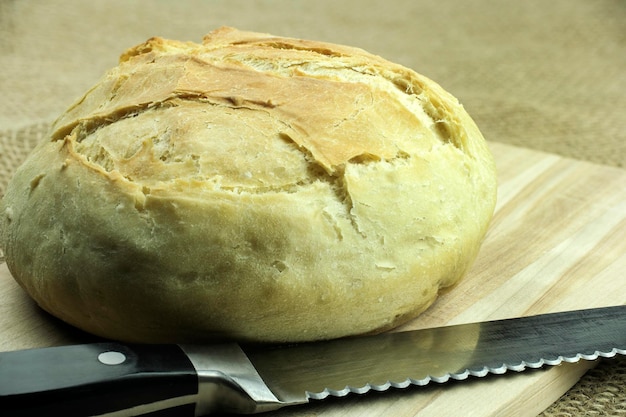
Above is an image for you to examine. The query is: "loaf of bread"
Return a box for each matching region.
[0,27,497,343]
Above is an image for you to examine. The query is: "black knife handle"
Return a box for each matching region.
[0,342,198,416]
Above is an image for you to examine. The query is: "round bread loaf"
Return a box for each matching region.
[0,27,497,343]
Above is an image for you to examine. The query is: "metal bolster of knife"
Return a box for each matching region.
[0,342,291,416]
[179,343,291,414]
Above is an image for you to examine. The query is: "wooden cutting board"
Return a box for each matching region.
[1,142,625,416]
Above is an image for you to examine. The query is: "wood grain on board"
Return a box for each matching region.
[1,141,625,416]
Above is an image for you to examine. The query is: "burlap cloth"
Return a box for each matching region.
[1,1,624,415]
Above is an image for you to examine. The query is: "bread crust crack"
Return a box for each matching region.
[0,27,497,344]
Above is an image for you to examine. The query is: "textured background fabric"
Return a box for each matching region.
[1,1,624,415]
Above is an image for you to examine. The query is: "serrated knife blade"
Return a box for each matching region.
[1,305,624,416]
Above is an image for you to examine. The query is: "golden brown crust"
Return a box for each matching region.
[0,27,497,343]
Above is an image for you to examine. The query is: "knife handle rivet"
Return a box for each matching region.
[97,351,127,366]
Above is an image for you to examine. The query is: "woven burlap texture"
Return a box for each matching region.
[1,0,624,167]
[1,1,625,415]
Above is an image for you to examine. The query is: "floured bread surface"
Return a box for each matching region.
[0,27,497,343]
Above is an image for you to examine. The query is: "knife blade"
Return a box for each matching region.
[1,305,624,416]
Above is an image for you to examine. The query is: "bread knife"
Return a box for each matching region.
[1,305,624,416]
